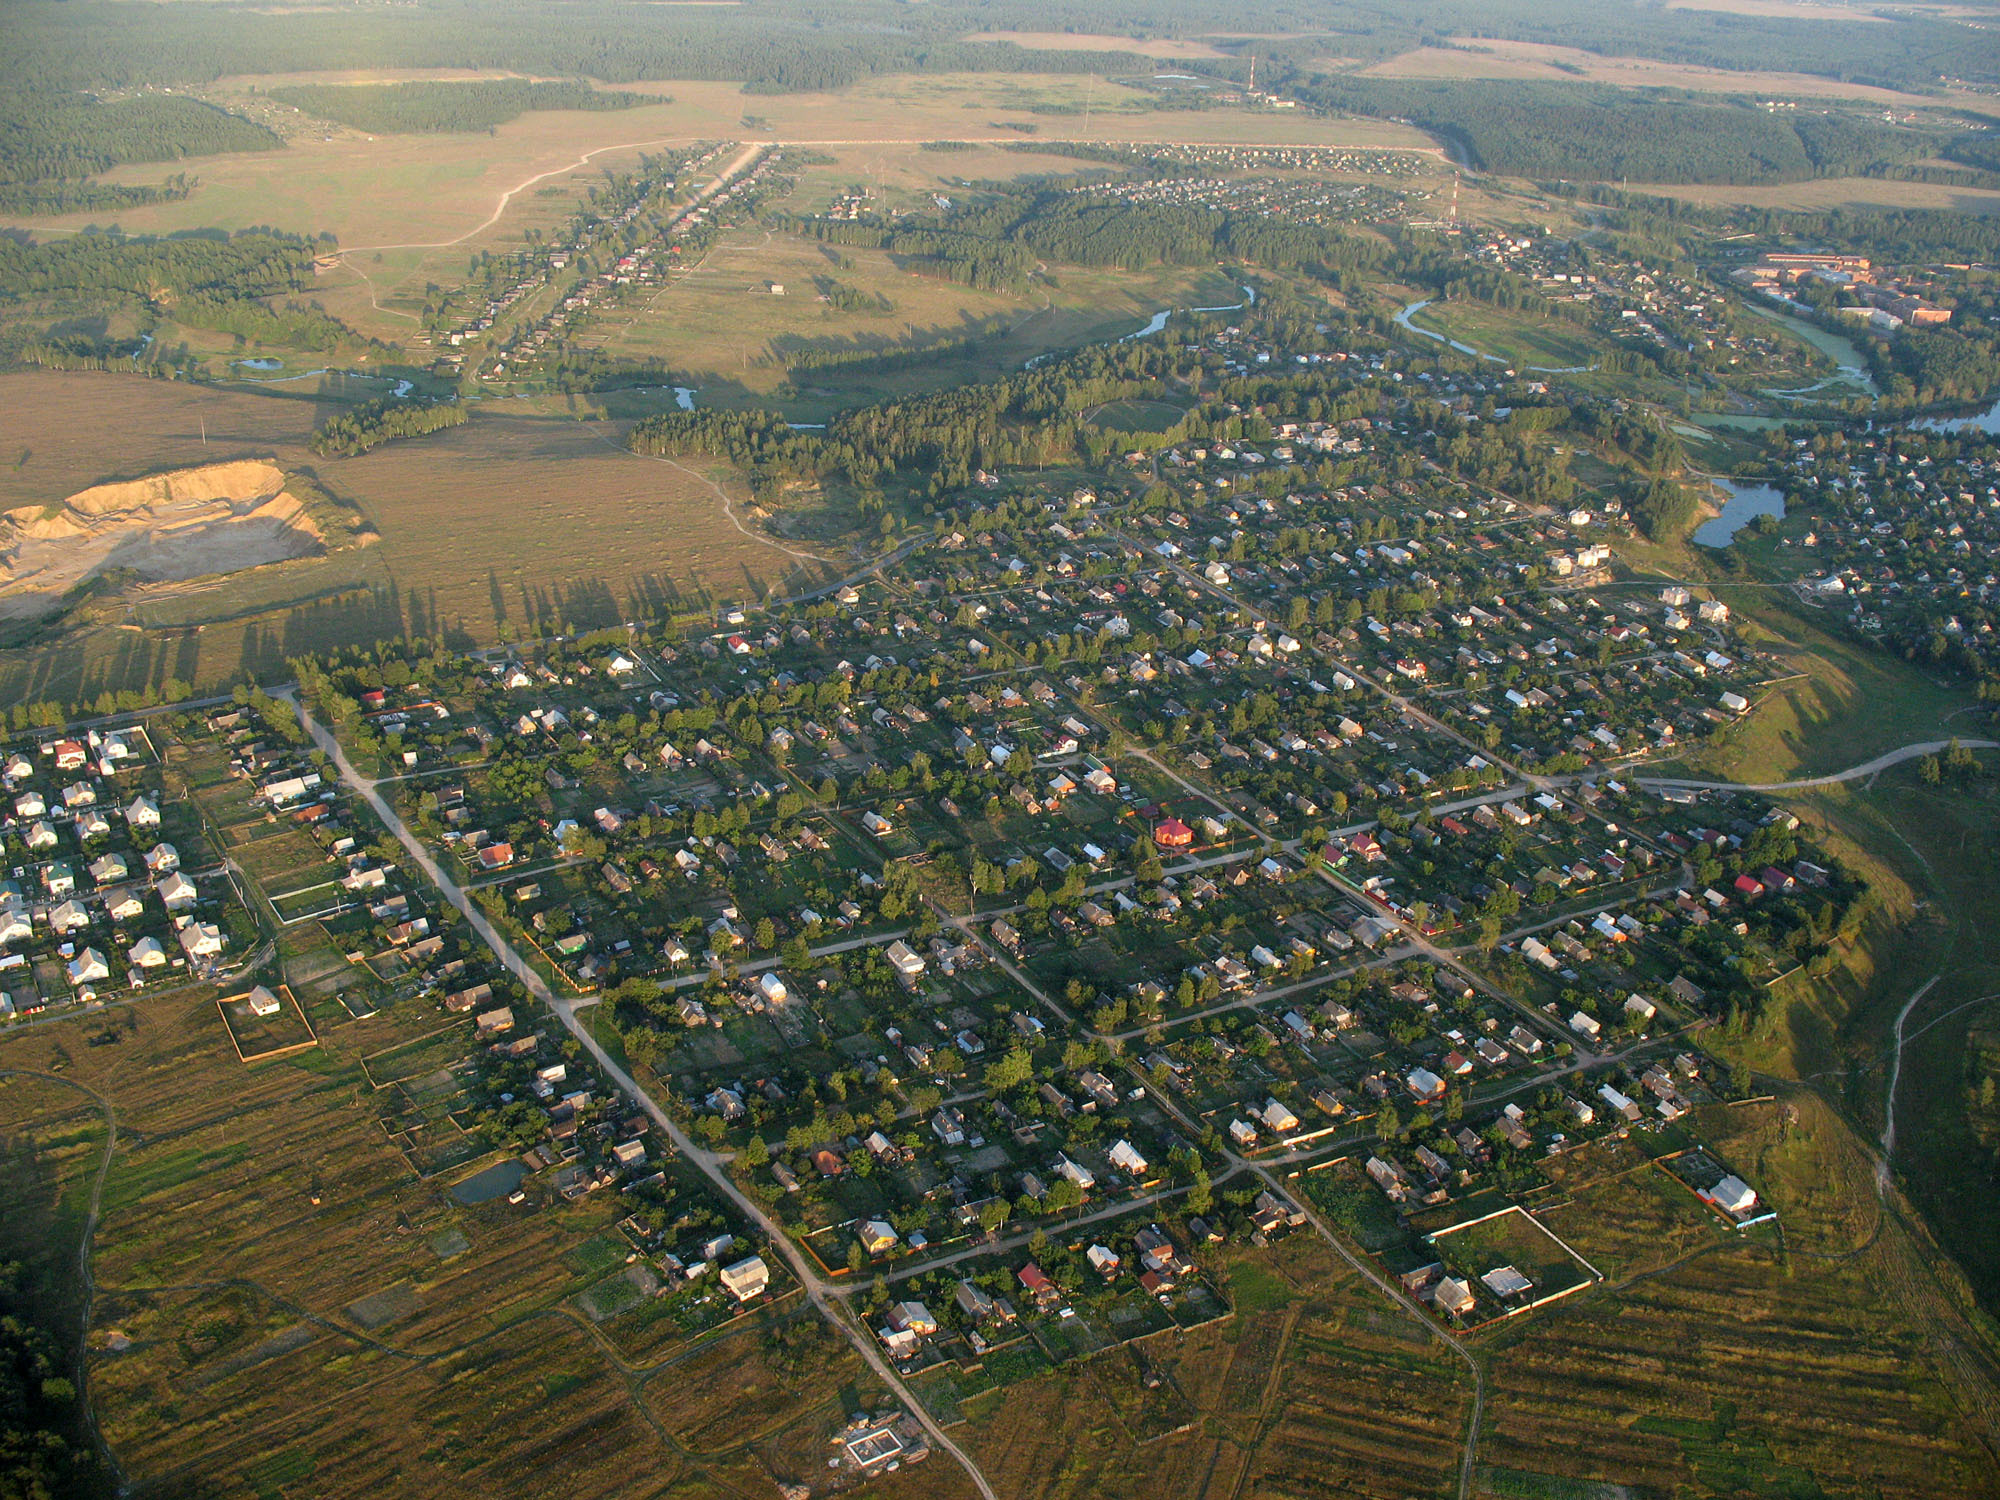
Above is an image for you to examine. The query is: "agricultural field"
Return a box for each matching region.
[1625,175,2000,217]
[0,903,894,1500]
[949,1231,1474,1500]
[0,379,835,707]
[1476,1096,2000,1499]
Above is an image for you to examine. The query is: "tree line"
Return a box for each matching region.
[0,229,323,301]
[0,173,194,217]
[310,398,469,458]
[1291,75,1940,185]
[267,79,652,135]
[0,85,280,184]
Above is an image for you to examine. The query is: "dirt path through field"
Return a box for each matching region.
[1877,974,1941,1195]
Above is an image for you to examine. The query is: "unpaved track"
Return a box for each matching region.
[1639,739,1998,794]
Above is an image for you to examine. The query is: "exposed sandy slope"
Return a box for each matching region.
[0,458,325,620]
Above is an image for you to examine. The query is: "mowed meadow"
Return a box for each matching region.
[0,373,823,706]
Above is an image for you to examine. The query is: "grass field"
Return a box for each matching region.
[1408,301,1605,370]
[6,72,1436,263]
[1739,764,2000,1305]
[591,232,1237,412]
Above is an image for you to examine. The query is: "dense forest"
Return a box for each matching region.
[2,2,1147,96]
[310,397,469,457]
[0,1256,103,1500]
[1291,76,1940,185]
[787,189,1422,298]
[6,0,1994,99]
[170,294,358,353]
[0,86,280,184]
[268,79,651,135]
[0,230,323,302]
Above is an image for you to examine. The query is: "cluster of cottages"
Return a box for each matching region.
[1468,228,1799,367]
[0,732,232,1009]
[1365,1052,1708,1210]
[1772,436,2000,679]
[463,146,787,383]
[873,1218,1222,1364]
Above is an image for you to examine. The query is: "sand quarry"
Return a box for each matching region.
[0,458,329,620]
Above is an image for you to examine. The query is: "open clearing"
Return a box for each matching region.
[1408,300,1605,370]
[591,230,1237,410]
[5,73,1436,255]
[1626,175,2000,216]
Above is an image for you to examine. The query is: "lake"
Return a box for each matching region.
[1914,395,2000,436]
[1693,478,1785,548]
[448,1158,527,1205]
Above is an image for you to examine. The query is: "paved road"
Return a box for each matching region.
[1637,739,1996,794]
[287,692,1001,1500]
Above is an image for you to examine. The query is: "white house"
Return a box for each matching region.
[1107,1139,1148,1176]
[128,936,167,969]
[245,985,283,1017]
[177,921,225,959]
[126,795,160,828]
[883,940,927,979]
[144,843,180,875]
[67,947,110,985]
[1704,1175,1759,1216]
[48,900,90,935]
[88,852,128,885]
[719,1255,769,1302]
[158,872,199,911]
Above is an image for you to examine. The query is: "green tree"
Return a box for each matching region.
[983,1046,1034,1093]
